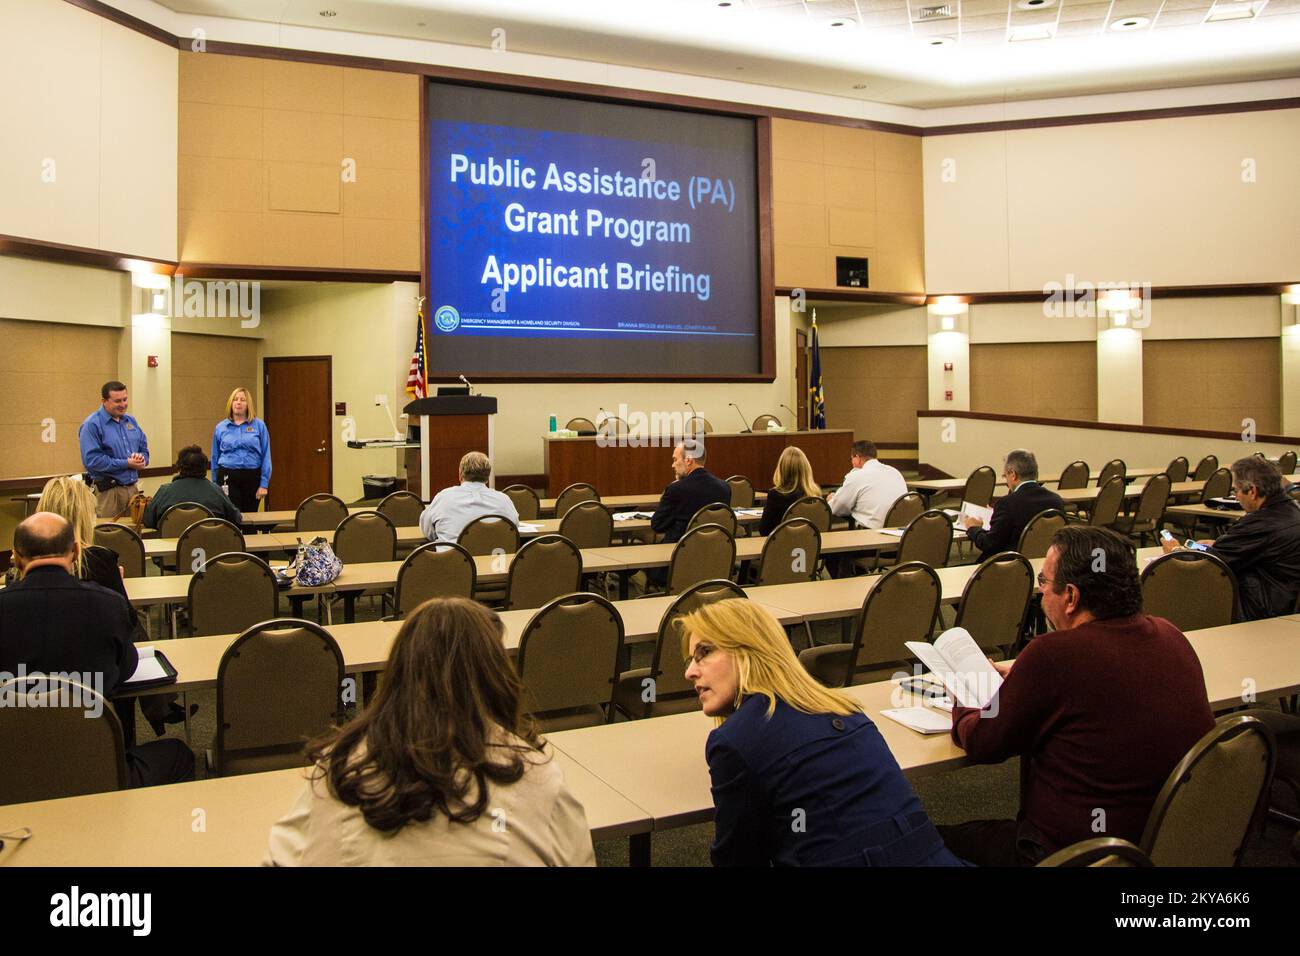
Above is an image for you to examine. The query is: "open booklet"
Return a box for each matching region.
[904,626,1003,710]
[613,511,655,521]
[942,501,993,531]
[122,646,179,689]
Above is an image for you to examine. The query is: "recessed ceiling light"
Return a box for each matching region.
[717,1,733,6]
[319,9,336,17]
[829,18,856,27]
[1205,1,1259,21]
[1110,16,1150,30]
[1008,23,1055,40]
[852,83,868,89]
[927,36,957,46]
[1016,0,1054,7]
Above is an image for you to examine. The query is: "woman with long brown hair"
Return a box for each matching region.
[266,597,595,866]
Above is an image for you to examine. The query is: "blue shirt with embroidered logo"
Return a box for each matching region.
[78,407,150,487]
[211,417,272,488]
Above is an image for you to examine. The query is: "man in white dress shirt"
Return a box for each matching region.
[419,451,519,544]
[826,439,909,530]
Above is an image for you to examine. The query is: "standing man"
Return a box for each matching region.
[79,381,149,519]
[826,439,908,530]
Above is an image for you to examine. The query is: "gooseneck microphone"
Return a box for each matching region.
[730,403,752,434]
[458,374,474,395]
[780,403,796,426]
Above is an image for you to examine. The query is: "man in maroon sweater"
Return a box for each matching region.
[939,526,1214,866]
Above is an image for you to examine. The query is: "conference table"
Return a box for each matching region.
[907,466,1168,500]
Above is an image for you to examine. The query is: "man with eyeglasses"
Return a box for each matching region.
[1160,456,1300,620]
[959,448,1063,560]
[938,525,1213,866]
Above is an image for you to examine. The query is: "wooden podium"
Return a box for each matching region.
[403,396,498,500]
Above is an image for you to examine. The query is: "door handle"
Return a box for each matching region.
[316,447,326,454]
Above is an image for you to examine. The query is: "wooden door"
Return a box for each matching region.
[795,329,808,430]
[263,357,332,510]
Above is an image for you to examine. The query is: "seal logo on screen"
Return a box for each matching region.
[434,305,460,332]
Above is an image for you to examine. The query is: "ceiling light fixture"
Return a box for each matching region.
[1204,1,1259,21]
[1109,16,1150,30]
[319,9,337,17]
[828,18,857,28]
[927,36,956,46]
[1016,0,1054,7]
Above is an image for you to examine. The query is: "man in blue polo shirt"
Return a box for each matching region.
[79,381,150,518]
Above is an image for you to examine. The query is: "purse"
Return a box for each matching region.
[115,492,151,531]
[290,536,343,586]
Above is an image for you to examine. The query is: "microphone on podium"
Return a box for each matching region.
[458,374,474,395]
[780,403,796,426]
[730,403,752,434]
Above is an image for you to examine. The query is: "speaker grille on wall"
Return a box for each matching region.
[836,257,869,288]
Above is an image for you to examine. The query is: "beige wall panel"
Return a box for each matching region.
[971,342,1098,421]
[824,166,875,210]
[821,345,928,444]
[774,201,828,247]
[0,256,129,329]
[179,209,266,264]
[872,213,925,289]
[772,160,826,206]
[267,163,342,213]
[180,102,264,160]
[171,333,259,460]
[770,119,824,163]
[343,116,420,172]
[263,59,344,113]
[179,156,264,213]
[343,219,420,271]
[868,249,924,294]
[1141,295,1280,340]
[876,168,923,215]
[923,132,1011,292]
[0,425,57,478]
[179,51,263,107]
[264,109,343,165]
[1143,339,1281,434]
[341,170,420,221]
[264,213,345,267]
[774,245,833,288]
[827,206,876,247]
[821,125,874,169]
[875,131,921,172]
[343,68,419,120]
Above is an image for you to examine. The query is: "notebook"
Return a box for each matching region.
[123,647,179,690]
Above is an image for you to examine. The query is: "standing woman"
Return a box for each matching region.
[212,386,271,513]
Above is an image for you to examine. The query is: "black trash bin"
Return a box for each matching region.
[363,475,397,500]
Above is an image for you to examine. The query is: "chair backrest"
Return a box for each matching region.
[158,501,214,538]
[1129,473,1172,527]
[1192,454,1219,481]
[783,495,831,532]
[666,524,737,595]
[685,416,713,435]
[1165,456,1190,484]
[1140,550,1238,631]
[516,593,623,719]
[1057,460,1090,490]
[1279,450,1297,475]
[725,475,755,508]
[559,499,613,549]
[1016,509,1067,559]
[962,466,997,508]
[332,510,396,564]
[565,416,597,434]
[377,490,423,528]
[188,551,279,637]
[687,502,738,537]
[505,534,583,611]
[841,562,942,686]
[554,482,599,519]
[1096,459,1126,488]
[1089,475,1126,528]
[92,523,145,578]
[751,413,781,431]
[755,518,821,586]
[213,618,346,776]
[1201,467,1232,501]
[175,518,245,574]
[954,552,1034,653]
[897,509,953,568]
[1140,714,1274,866]
[649,580,748,700]
[295,493,348,532]
[456,515,520,557]
[0,675,127,804]
[883,492,925,528]
[394,542,476,615]
[501,484,541,521]
[1038,838,1152,867]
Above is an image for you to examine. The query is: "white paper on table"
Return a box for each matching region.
[125,647,169,685]
[517,523,543,533]
[612,511,654,521]
[880,707,952,734]
[734,508,764,517]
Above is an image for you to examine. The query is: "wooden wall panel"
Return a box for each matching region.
[1143,338,1280,435]
[820,345,928,445]
[178,52,419,271]
[0,320,120,479]
[970,342,1097,422]
[771,118,924,293]
[171,333,260,461]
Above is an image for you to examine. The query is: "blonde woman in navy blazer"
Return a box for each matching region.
[681,599,964,867]
[211,386,271,513]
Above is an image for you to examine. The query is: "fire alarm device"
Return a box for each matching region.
[147,355,158,368]
[945,389,953,401]
[943,362,953,371]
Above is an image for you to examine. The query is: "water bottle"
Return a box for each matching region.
[548,414,557,434]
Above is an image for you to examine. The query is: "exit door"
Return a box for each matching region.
[263,356,333,511]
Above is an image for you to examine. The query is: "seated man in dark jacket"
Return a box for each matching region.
[961,448,1065,559]
[0,513,195,789]
[143,444,243,529]
[1161,456,1300,619]
[650,440,731,544]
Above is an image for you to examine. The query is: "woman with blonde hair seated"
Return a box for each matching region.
[266,597,595,866]
[758,446,822,536]
[681,599,963,867]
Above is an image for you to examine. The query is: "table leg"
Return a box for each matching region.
[343,592,357,624]
[619,571,630,601]
[629,832,651,868]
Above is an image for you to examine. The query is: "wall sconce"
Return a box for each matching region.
[927,295,969,335]
[1284,288,1300,328]
[1098,287,1141,330]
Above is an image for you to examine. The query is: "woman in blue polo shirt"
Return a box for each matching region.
[211,386,271,513]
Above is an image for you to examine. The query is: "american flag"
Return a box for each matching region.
[405,306,427,400]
